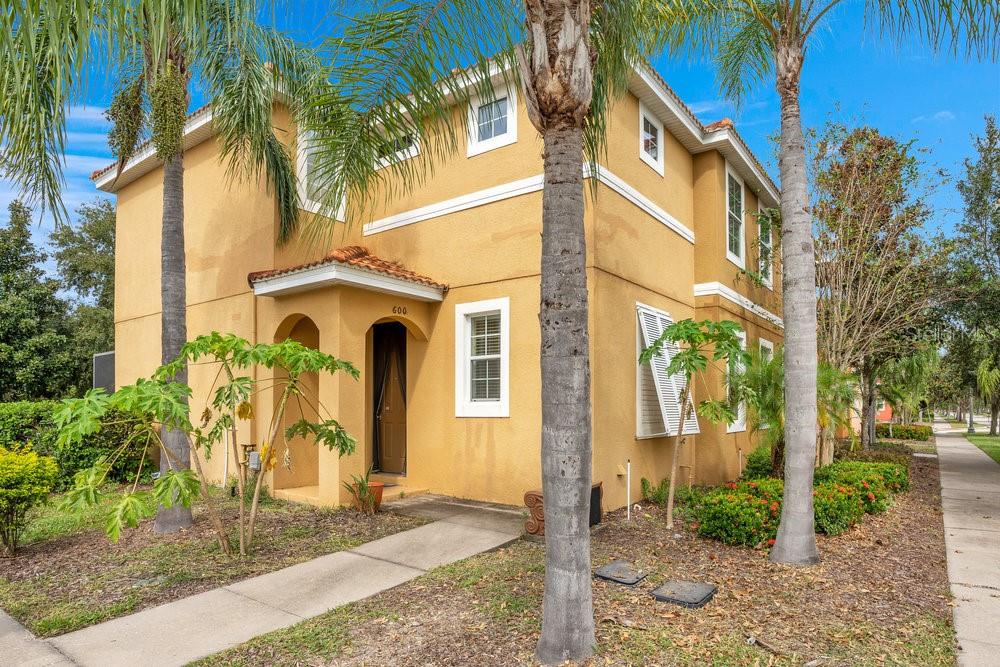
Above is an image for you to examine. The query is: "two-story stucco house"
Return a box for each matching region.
[94,63,783,511]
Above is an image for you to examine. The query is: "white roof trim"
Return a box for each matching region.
[92,64,779,208]
[693,281,783,328]
[251,262,445,302]
[94,106,215,192]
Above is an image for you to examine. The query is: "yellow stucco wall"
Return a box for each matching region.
[111,82,782,511]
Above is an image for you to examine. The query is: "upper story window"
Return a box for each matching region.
[758,204,773,288]
[638,102,664,175]
[375,133,420,170]
[726,168,745,268]
[467,85,518,157]
[455,297,510,417]
[297,128,345,220]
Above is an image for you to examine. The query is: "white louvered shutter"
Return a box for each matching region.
[638,355,667,437]
[636,304,700,437]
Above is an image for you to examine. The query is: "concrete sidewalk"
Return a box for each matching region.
[3,496,523,667]
[933,422,1000,667]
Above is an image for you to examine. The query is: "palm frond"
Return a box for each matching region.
[864,0,1000,60]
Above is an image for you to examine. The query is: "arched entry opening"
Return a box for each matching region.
[273,315,320,493]
[371,321,407,474]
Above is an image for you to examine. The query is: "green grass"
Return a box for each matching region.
[967,434,1000,465]
[21,486,119,545]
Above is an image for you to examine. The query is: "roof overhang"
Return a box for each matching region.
[250,262,446,302]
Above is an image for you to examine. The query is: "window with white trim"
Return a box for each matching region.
[297,128,345,220]
[726,169,745,268]
[635,303,699,438]
[727,328,747,433]
[375,134,420,170]
[455,298,510,417]
[638,102,664,175]
[758,203,773,288]
[467,85,518,157]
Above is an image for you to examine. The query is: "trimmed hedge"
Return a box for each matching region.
[876,423,932,441]
[694,489,777,546]
[814,460,909,513]
[0,401,146,489]
[813,483,864,535]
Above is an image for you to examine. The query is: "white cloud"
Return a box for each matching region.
[63,154,114,176]
[689,99,729,115]
[912,110,956,123]
[65,131,110,153]
[66,105,109,125]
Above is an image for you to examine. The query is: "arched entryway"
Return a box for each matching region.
[371,321,408,474]
[273,315,320,494]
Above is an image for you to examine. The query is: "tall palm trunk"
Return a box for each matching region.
[860,367,877,450]
[536,123,594,666]
[521,1,595,662]
[154,153,194,533]
[770,40,819,565]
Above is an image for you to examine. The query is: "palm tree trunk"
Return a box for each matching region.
[154,154,194,533]
[770,41,819,566]
[535,124,595,666]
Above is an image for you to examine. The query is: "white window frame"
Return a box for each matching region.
[757,202,773,289]
[375,135,421,171]
[758,337,774,428]
[727,328,747,433]
[467,84,518,158]
[638,102,664,176]
[725,166,745,269]
[297,128,345,220]
[455,297,510,417]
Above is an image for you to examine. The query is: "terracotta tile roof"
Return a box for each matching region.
[705,118,735,132]
[247,246,448,291]
[89,103,213,181]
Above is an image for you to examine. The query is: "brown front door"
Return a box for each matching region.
[375,323,406,474]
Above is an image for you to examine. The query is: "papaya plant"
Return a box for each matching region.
[640,318,747,528]
[54,332,358,557]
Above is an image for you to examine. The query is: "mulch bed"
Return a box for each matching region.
[221,456,952,666]
[0,498,424,637]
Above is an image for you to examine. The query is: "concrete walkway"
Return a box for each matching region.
[2,496,523,667]
[934,421,1000,667]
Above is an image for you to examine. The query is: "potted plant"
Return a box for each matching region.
[343,466,384,514]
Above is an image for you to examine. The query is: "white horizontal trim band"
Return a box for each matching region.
[693,281,783,328]
[251,263,445,302]
[363,167,695,243]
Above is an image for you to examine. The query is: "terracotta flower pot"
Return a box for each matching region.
[368,482,385,512]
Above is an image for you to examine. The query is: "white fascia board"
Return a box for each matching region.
[694,281,783,328]
[252,263,444,302]
[94,108,215,192]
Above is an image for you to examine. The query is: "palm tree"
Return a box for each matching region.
[655,0,997,565]
[295,2,653,662]
[977,353,1000,435]
[1,0,318,532]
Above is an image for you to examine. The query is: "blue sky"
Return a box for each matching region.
[3,2,998,255]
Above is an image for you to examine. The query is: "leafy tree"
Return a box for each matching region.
[654,0,997,565]
[55,332,359,556]
[811,123,951,449]
[0,201,76,400]
[952,116,1000,434]
[2,1,321,533]
[640,319,745,528]
[50,198,117,389]
[299,2,654,661]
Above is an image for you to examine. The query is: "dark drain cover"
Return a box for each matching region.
[594,560,646,586]
[650,580,717,608]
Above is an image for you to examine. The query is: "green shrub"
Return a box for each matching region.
[742,445,775,479]
[875,423,932,441]
[812,482,864,535]
[640,477,669,506]
[841,448,910,466]
[694,489,778,547]
[814,461,908,513]
[0,401,145,489]
[736,478,784,505]
[0,446,58,554]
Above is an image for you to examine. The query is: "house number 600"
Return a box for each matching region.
[392,306,408,315]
